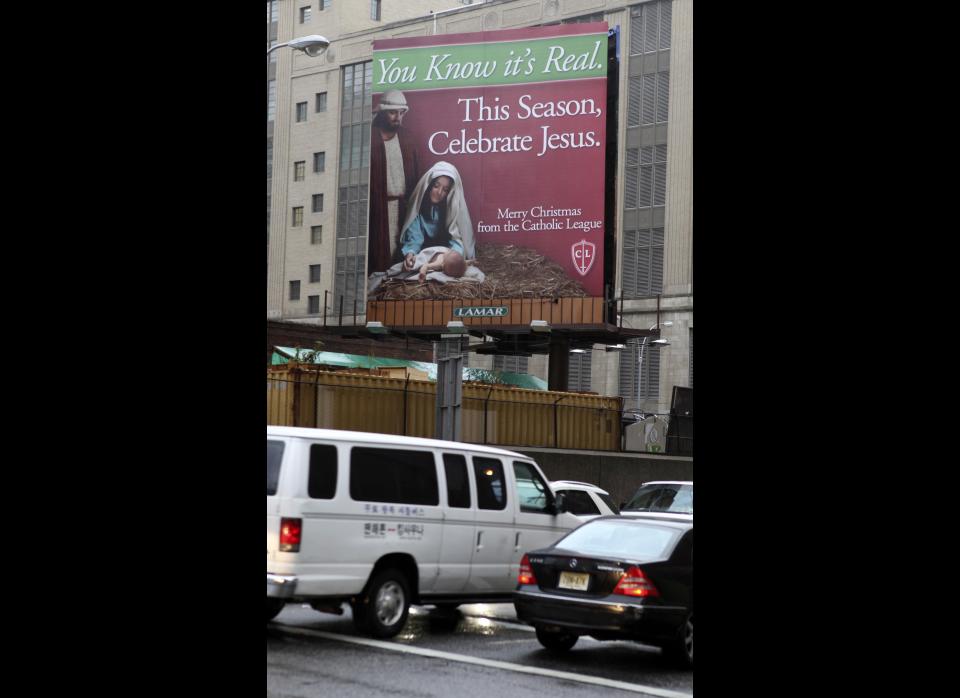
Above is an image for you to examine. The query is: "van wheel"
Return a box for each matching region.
[355,568,410,638]
[266,598,285,622]
[535,627,579,652]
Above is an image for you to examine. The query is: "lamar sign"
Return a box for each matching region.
[366,23,609,306]
[453,306,508,318]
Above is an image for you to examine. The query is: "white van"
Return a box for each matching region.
[267,427,582,637]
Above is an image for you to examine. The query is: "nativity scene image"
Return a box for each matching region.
[366,160,588,302]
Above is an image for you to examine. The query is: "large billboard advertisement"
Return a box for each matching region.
[367,23,608,304]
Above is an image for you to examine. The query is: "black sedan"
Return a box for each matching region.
[513,514,693,668]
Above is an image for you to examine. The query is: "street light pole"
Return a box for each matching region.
[636,321,672,412]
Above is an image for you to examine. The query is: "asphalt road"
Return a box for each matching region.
[267,603,693,698]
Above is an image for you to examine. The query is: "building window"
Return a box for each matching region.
[316,92,327,113]
[619,338,661,409]
[313,152,325,172]
[370,0,381,21]
[308,295,320,314]
[267,80,277,121]
[310,264,322,283]
[493,355,529,373]
[296,102,308,122]
[289,280,301,301]
[624,145,667,209]
[568,351,592,392]
[627,73,670,127]
[266,142,273,180]
[300,6,312,24]
[292,207,304,227]
[621,227,664,298]
[293,161,305,181]
[312,194,324,213]
[630,0,672,55]
[311,225,323,244]
[321,0,331,9]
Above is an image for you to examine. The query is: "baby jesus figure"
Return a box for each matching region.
[417,248,474,283]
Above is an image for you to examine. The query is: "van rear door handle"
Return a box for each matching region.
[476,531,483,551]
[514,532,521,551]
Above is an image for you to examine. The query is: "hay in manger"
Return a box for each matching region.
[367,243,588,301]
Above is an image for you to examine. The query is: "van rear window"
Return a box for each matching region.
[443,454,470,508]
[350,447,439,505]
[308,444,337,499]
[267,440,284,495]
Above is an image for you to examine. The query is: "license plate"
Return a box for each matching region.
[558,571,590,591]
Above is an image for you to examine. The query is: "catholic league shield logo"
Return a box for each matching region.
[571,239,596,276]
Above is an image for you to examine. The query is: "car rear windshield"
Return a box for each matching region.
[555,519,683,561]
[267,440,284,495]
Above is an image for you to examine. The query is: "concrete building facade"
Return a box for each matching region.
[266,0,692,416]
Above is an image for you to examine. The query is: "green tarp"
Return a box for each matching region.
[272,346,547,390]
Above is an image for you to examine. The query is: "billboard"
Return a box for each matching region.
[366,23,609,305]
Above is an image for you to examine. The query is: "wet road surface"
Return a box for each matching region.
[268,603,693,697]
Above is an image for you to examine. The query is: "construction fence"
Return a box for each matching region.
[267,365,625,452]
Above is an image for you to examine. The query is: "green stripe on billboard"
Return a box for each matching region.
[374,33,606,92]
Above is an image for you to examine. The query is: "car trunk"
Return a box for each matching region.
[529,554,630,597]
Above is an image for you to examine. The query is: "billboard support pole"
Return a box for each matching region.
[547,337,570,392]
[435,335,464,441]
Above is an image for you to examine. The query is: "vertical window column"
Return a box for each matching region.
[334,61,372,310]
[622,0,672,301]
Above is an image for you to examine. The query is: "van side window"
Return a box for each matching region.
[513,461,552,514]
[267,440,284,495]
[473,457,507,510]
[442,454,471,508]
[350,447,439,505]
[308,444,337,499]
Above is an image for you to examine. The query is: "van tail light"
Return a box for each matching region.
[279,517,302,552]
[612,566,660,598]
[517,554,538,586]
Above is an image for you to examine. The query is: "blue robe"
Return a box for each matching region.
[400,206,464,257]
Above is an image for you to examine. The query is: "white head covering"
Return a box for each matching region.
[375,90,409,114]
[399,161,475,259]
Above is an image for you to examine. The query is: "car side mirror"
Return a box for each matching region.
[552,492,566,515]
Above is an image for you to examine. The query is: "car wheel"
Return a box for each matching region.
[663,613,693,669]
[535,627,579,652]
[355,568,410,638]
[266,598,285,622]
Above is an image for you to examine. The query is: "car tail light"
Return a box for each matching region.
[517,554,537,586]
[279,517,302,552]
[612,566,660,598]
